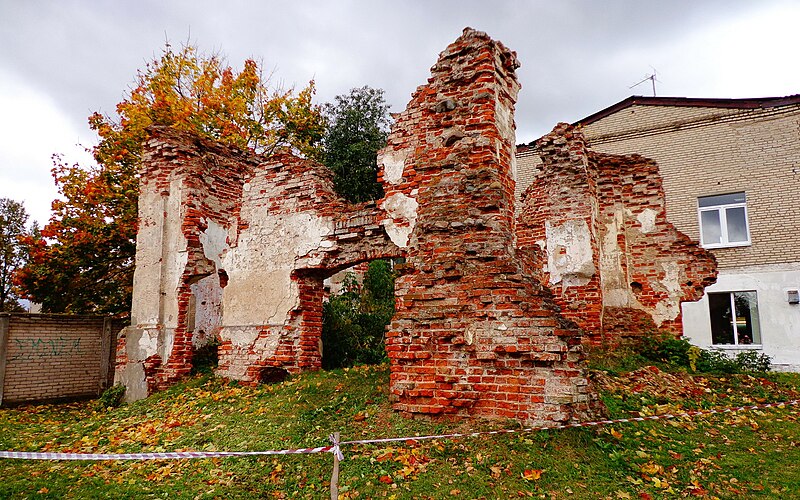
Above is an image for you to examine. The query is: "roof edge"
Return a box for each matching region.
[575,94,800,127]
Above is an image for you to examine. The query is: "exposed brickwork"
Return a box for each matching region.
[380,29,597,426]
[518,123,717,344]
[118,127,402,393]
[579,102,800,270]
[1,314,120,405]
[119,28,603,426]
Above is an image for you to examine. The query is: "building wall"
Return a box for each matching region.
[573,102,800,367]
[517,124,716,344]
[581,103,800,269]
[681,263,800,371]
[0,314,119,405]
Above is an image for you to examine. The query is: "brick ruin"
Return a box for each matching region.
[517,124,717,345]
[115,28,715,426]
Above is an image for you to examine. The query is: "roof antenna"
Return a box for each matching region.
[629,68,660,96]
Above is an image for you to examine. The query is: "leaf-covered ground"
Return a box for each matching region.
[1,363,798,499]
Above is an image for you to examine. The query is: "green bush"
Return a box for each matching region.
[637,334,772,374]
[191,337,220,375]
[733,350,773,372]
[97,384,126,409]
[321,260,396,369]
[695,349,739,374]
[639,335,693,367]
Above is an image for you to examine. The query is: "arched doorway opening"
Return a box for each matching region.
[320,258,402,370]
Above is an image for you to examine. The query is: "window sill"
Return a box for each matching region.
[702,242,751,250]
[711,344,762,350]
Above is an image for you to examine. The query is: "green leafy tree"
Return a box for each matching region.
[16,43,326,316]
[321,260,396,369]
[0,198,29,311]
[323,86,391,202]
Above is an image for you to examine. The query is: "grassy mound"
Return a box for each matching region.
[1,361,798,498]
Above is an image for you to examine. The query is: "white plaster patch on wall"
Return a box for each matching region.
[162,177,189,329]
[292,212,333,257]
[379,149,408,185]
[190,274,223,347]
[380,192,419,248]
[599,215,626,306]
[221,326,260,347]
[495,99,516,178]
[651,261,682,325]
[252,330,281,356]
[636,208,658,234]
[135,329,159,360]
[545,219,595,287]
[159,328,175,363]
[220,197,332,326]
[199,217,230,268]
[130,186,167,326]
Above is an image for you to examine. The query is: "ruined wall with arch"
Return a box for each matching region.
[115,28,714,426]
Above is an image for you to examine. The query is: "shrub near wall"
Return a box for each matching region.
[0,314,119,405]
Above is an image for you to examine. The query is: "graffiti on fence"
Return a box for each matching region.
[9,337,82,362]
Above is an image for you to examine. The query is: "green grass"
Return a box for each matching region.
[1,363,798,499]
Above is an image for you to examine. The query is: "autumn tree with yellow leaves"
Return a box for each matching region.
[17,44,326,315]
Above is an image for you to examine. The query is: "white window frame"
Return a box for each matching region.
[708,290,762,348]
[697,192,751,249]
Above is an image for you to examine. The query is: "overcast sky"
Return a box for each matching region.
[1,0,798,226]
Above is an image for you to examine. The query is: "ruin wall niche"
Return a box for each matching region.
[116,127,401,400]
[519,123,717,344]
[380,28,598,427]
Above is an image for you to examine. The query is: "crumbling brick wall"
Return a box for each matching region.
[379,29,597,426]
[116,129,401,399]
[116,28,729,427]
[519,123,717,344]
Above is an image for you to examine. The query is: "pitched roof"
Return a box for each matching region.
[575,94,800,127]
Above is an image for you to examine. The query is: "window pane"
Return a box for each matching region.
[709,293,734,344]
[733,291,761,344]
[698,192,746,208]
[701,210,722,245]
[726,207,748,242]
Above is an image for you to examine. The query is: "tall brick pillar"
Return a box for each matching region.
[381,29,597,426]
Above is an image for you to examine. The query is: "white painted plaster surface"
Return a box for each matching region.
[129,185,166,326]
[136,329,159,360]
[161,177,189,331]
[190,274,223,347]
[651,261,682,325]
[544,219,595,287]
[221,191,332,326]
[636,208,658,234]
[682,263,800,371]
[379,150,408,185]
[495,98,517,180]
[199,218,230,268]
[600,213,633,307]
[380,192,419,248]
[116,362,148,402]
[222,326,260,347]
